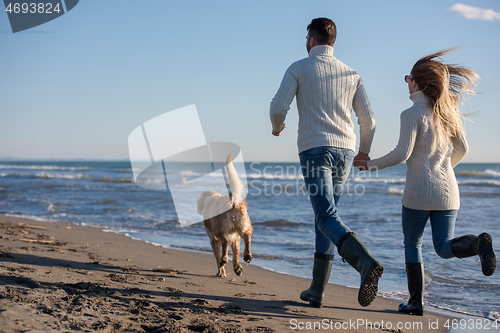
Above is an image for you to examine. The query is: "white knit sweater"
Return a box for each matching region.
[270,45,376,154]
[367,91,469,210]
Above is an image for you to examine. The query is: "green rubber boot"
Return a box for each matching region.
[338,232,383,307]
[300,253,334,308]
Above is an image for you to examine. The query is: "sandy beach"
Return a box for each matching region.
[0,215,473,333]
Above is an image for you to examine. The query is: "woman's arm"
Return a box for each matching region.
[450,129,468,168]
[364,109,419,172]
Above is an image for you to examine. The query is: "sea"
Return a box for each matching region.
[0,160,499,321]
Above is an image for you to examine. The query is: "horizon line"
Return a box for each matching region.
[0,158,499,164]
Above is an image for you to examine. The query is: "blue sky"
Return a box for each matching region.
[1,0,499,162]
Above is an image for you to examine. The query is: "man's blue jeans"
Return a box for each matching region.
[402,206,458,263]
[299,147,355,256]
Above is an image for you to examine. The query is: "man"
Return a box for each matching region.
[270,18,382,308]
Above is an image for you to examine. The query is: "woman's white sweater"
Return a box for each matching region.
[367,91,468,210]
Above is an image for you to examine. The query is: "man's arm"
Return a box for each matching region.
[352,79,376,154]
[272,124,286,136]
[270,64,298,135]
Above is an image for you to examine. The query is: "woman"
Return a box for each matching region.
[354,48,497,316]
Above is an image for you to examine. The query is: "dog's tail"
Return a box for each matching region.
[226,153,244,206]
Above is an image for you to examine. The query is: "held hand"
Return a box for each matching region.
[272,123,286,136]
[353,159,369,171]
[354,151,370,161]
[353,151,370,171]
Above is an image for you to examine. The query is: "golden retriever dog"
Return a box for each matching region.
[197,154,253,277]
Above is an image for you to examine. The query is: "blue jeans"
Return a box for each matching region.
[299,147,355,256]
[402,206,458,263]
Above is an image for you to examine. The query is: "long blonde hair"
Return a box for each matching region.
[411,47,479,140]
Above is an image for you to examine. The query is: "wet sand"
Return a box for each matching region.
[0,215,460,332]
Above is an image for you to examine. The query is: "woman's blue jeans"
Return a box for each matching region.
[402,205,458,263]
[299,147,354,256]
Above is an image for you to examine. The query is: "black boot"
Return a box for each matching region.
[479,233,497,276]
[451,233,497,276]
[398,262,424,316]
[300,253,334,308]
[337,232,383,307]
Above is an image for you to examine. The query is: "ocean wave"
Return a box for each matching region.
[2,171,138,184]
[36,172,86,180]
[385,187,404,196]
[115,168,134,173]
[487,311,500,322]
[351,177,406,184]
[94,177,134,183]
[455,169,500,179]
[177,170,208,177]
[1,171,86,180]
[380,290,407,303]
[485,169,500,178]
[455,170,485,177]
[131,167,176,175]
[457,179,500,187]
[0,164,90,171]
[0,172,23,178]
[460,192,500,197]
[102,227,140,234]
[0,212,60,223]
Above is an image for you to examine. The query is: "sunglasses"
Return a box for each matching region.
[405,75,415,83]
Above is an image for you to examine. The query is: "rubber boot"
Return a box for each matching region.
[337,232,383,307]
[451,233,497,276]
[300,253,334,308]
[398,262,424,316]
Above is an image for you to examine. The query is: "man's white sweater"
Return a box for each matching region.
[367,91,468,210]
[270,45,375,154]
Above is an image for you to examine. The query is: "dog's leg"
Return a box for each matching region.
[210,238,226,277]
[243,232,253,263]
[205,220,226,277]
[231,236,243,276]
[220,236,229,274]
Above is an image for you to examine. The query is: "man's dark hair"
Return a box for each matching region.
[307,18,336,46]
